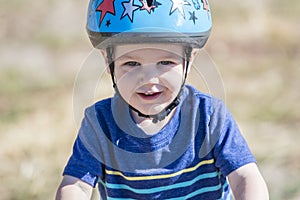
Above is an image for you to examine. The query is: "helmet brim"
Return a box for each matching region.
[87,28,211,49]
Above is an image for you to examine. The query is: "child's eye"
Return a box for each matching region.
[123,61,140,67]
[159,61,175,65]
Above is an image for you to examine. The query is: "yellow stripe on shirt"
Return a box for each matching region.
[105,159,214,181]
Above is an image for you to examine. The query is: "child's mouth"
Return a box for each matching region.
[137,91,162,100]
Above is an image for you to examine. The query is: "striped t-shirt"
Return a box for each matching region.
[64,85,255,199]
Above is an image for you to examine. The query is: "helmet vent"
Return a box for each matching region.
[146,0,153,7]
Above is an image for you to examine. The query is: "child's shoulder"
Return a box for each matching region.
[185,84,220,100]
[84,97,112,115]
[184,85,224,108]
[185,85,227,115]
[94,97,112,107]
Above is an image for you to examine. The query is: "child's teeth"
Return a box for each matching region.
[145,92,153,95]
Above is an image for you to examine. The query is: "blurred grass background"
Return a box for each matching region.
[0,0,299,199]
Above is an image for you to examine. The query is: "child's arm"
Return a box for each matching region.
[56,175,93,200]
[228,163,269,200]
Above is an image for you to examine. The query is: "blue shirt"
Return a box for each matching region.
[63,85,256,199]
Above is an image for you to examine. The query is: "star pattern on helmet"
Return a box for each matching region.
[169,0,190,19]
[96,0,116,25]
[151,0,162,12]
[191,0,200,10]
[121,0,139,22]
[89,10,93,18]
[94,0,208,28]
[189,11,197,24]
[201,0,209,12]
[106,19,111,27]
[139,0,157,14]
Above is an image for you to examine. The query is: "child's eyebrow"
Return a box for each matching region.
[115,55,136,61]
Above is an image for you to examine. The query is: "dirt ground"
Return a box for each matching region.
[0,0,299,199]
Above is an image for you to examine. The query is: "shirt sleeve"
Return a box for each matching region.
[63,135,103,187]
[212,101,256,176]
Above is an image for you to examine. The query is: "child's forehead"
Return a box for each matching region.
[114,43,184,59]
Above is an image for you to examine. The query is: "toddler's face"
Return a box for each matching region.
[113,44,185,116]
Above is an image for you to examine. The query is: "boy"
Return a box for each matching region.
[56,0,269,199]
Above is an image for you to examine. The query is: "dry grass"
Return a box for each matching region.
[0,0,299,199]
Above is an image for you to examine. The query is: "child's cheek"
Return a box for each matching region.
[160,68,183,88]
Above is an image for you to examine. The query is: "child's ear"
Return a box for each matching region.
[190,49,199,62]
[100,49,107,63]
[186,49,199,73]
[100,50,111,73]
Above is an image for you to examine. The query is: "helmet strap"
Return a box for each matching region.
[106,46,192,123]
[129,97,180,123]
[106,47,117,88]
[183,46,192,81]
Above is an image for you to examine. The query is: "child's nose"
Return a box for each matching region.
[138,63,160,83]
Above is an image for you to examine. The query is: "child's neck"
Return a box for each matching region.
[131,109,176,135]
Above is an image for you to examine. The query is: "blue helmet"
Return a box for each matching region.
[86,0,212,49]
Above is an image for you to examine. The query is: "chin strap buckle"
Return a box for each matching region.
[131,96,180,124]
